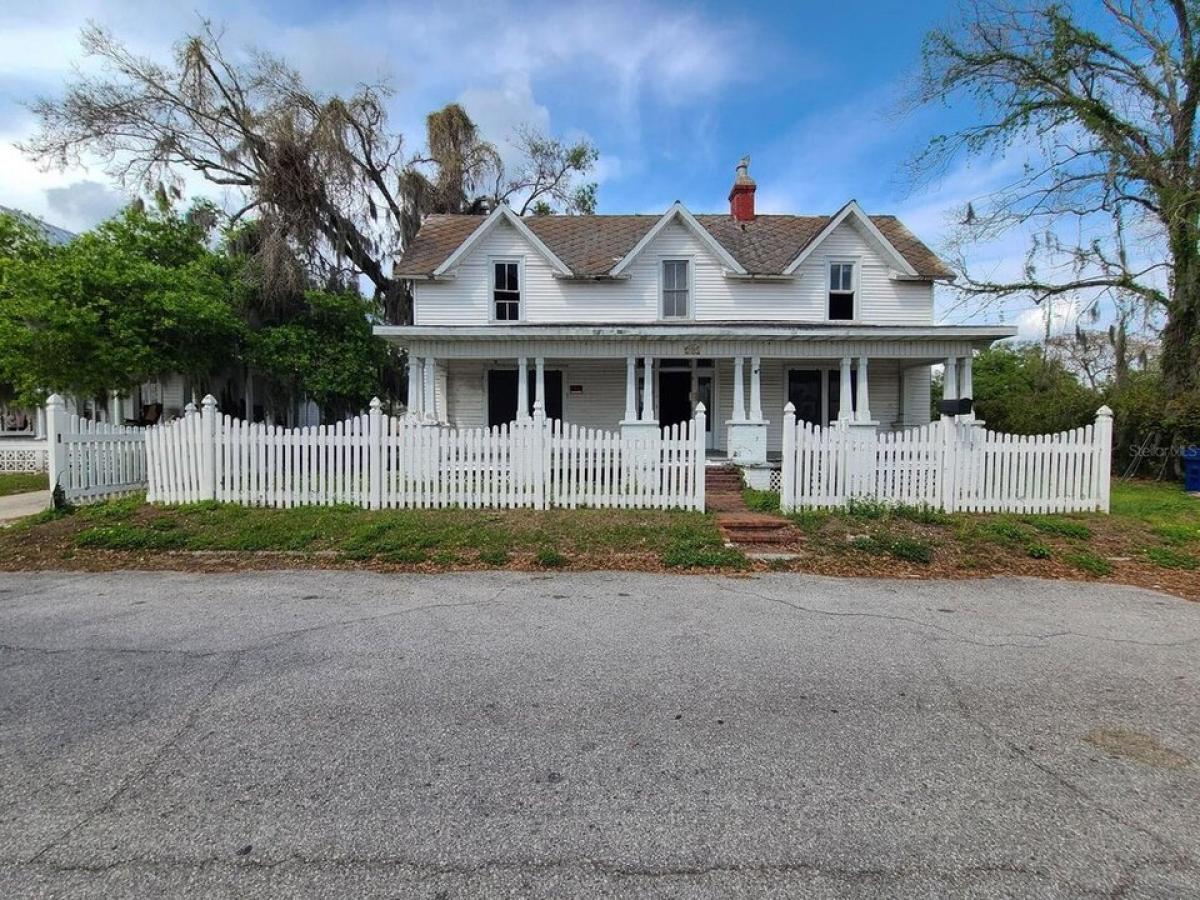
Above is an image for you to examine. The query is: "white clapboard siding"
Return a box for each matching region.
[146,396,707,511]
[780,404,1114,514]
[45,395,148,503]
[415,216,935,326]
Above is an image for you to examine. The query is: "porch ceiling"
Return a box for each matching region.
[374,322,1015,363]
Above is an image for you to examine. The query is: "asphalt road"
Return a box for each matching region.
[1,571,1198,898]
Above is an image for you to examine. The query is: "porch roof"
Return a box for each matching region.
[375,322,1016,362]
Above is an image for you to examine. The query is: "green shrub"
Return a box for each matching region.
[789,509,830,533]
[894,504,952,526]
[478,547,510,566]
[849,534,889,555]
[661,535,746,569]
[1027,543,1052,559]
[535,547,567,568]
[983,519,1032,546]
[381,547,428,564]
[75,524,188,551]
[743,489,781,512]
[1154,524,1200,546]
[1145,547,1199,570]
[846,498,890,520]
[1066,551,1113,577]
[1028,516,1092,540]
[888,536,934,564]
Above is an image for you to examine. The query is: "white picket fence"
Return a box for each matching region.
[780,404,1113,514]
[45,395,148,503]
[145,396,707,511]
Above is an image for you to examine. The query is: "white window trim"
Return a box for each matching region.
[489,256,525,323]
[826,256,860,323]
[659,256,694,320]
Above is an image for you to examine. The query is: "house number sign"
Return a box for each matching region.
[683,343,702,355]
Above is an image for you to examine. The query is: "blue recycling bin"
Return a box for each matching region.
[1184,446,1200,492]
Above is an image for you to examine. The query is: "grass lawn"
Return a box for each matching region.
[740,479,1199,600]
[0,480,1195,598]
[0,472,47,497]
[0,496,745,572]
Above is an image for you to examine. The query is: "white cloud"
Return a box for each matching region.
[459,73,551,169]
[43,179,124,224]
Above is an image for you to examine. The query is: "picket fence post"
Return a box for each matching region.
[200,394,218,501]
[780,402,796,513]
[368,397,383,510]
[693,402,706,511]
[46,394,68,498]
[941,415,958,513]
[532,400,547,509]
[1094,405,1113,512]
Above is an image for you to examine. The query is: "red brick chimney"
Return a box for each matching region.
[728,156,756,222]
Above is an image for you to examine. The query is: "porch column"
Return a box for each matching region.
[726,355,766,466]
[640,357,655,423]
[517,357,529,420]
[109,390,122,425]
[732,356,746,421]
[943,355,958,419]
[423,356,437,422]
[621,355,659,441]
[748,356,763,422]
[960,353,974,417]
[406,354,421,417]
[855,356,872,423]
[534,357,545,412]
[838,356,853,421]
[35,406,46,439]
[623,356,638,422]
[690,360,699,407]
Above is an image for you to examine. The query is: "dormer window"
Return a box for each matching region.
[828,261,855,321]
[493,260,521,321]
[661,259,690,318]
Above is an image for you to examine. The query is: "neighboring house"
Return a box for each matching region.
[375,159,1016,482]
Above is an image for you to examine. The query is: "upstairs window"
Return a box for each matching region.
[661,259,689,318]
[828,261,855,320]
[493,260,521,321]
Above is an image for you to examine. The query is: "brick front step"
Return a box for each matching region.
[715,510,802,548]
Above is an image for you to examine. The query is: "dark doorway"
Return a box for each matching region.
[787,369,822,425]
[487,370,517,426]
[487,369,563,426]
[658,371,693,430]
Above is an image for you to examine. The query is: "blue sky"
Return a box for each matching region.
[0,0,1070,337]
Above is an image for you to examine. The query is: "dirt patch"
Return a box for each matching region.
[1084,728,1192,769]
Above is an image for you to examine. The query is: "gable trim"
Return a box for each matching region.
[609,202,747,276]
[782,200,919,277]
[432,204,573,277]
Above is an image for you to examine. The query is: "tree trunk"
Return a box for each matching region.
[1161,223,1200,398]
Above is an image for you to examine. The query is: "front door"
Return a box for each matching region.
[658,371,693,431]
[787,369,823,425]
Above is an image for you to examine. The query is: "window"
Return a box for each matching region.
[493,260,521,321]
[661,259,689,318]
[828,261,855,320]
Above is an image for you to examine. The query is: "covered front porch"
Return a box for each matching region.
[375,323,1014,469]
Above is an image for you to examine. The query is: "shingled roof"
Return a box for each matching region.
[396,209,953,280]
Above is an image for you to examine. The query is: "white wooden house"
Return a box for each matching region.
[378,160,1017,484]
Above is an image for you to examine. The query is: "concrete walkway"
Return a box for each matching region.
[0,489,49,525]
